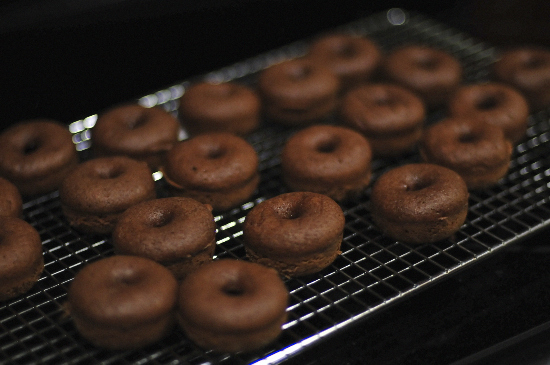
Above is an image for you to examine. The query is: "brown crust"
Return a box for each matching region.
[0,217,44,301]
[281,125,372,201]
[0,119,78,196]
[112,197,217,279]
[340,83,426,156]
[370,163,469,244]
[92,104,180,170]
[448,82,530,143]
[177,259,288,353]
[162,133,259,211]
[67,255,178,350]
[258,58,340,124]
[420,117,513,190]
[179,82,261,136]
[0,177,23,218]
[383,45,462,107]
[59,156,156,233]
[493,47,550,111]
[242,192,345,276]
[306,33,381,89]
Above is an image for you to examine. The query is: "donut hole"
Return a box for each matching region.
[523,56,546,69]
[405,176,435,192]
[149,210,175,228]
[221,280,246,297]
[113,269,141,286]
[277,202,305,220]
[415,57,439,70]
[128,114,149,130]
[98,166,125,180]
[374,95,395,107]
[476,95,500,110]
[458,131,481,144]
[334,42,358,58]
[315,136,340,154]
[288,65,312,81]
[206,145,227,160]
[23,140,41,155]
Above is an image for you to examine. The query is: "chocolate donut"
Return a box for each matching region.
[177,259,288,353]
[242,192,345,277]
[340,83,426,157]
[0,177,22,218]
[448,82,530,144]
[0,217,44,301]
[383,45,462,108]
[59,156,156,234]
[420,117,513,190]
[162,133,259,212]
[112,197,217,280]
[258,58,340,125]
[179,82,261,136]
[370,163,469,244]
[306,33,381,90]
[92,104,180,170]
[66,255,178,350]
[281,125,372,201]
[0,119,78,196]
[493,47,550,111]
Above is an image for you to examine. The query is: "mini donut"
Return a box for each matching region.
[242,192,345,277]
[493,47,550,111]
[419,117,513,190]
[0,217,44,301]
[66,255,179,350]
[177,259,288,353]
[0,177,22,218]
[258,58,340,125]
[383,45,463,108]
[162,133,259,212]
[112,197,217,280]
[59,156,156,234]
[448,82,530,144]
[370,163,469,244]
[306,33,382,90]
[179,82,261,136]
[281,125,372,201]
[0,119,78,196]
[340,83,426,157]
[92,104,180,170]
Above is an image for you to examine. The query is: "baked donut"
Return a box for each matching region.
[179,82,261,136]
[242,192,345,277]
[0,119,78,196]
[383,45,463,108]
[258,58,340,125]
[306,33,381,90]
[0,177,22,218]
[340,83,426,157]
[493,47,550,111]
[112,197,217,280]
[370,163,469,244]
[59,156,156,234]
[281,125,372,201]
[92,104,180,170]
[66,255,178,350]
[448,82,530,144]
[0,217,44,301]
[419,117,513,190]
[177,259,288,353]
[162,133,259,212]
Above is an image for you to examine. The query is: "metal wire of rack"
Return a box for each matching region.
[2,8,550,365]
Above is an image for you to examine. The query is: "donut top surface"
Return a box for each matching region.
[370,163,469,222]
[68,255,178,327]
[0,119,77,181]
[59,156,156,214]
[112,197,216,262]
[163,133,258,191]
[340,83,426,135]
[243,192,345,256]
[92,104,180,155]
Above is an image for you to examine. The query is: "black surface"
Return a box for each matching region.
[284,228,550,365]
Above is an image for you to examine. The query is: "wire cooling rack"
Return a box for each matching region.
[2,8,550,365]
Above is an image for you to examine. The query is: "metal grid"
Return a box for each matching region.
[2,8,550,365]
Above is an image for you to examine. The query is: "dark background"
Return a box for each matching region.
[2,0,549,127]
